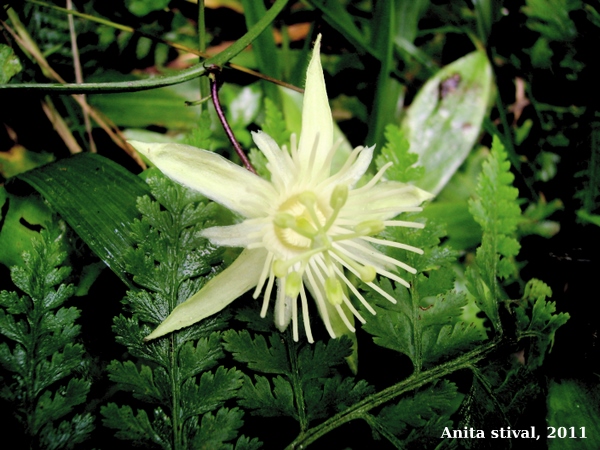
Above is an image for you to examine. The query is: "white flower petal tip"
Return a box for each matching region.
[140,35,433,342]
[143,249,267,341]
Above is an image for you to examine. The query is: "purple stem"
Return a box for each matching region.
[209,70,257,174]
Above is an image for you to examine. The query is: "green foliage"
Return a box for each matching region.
[363,220,485,371]
[372,380,459,448]
[523,0,581,41]
[249,97,292,180]
[262,97,291,146]
[575,123,600,223]
[126,0,172,18]
[223,309,374,431]
[0,43,22,83]
[183,109,214,151]
[0,222,93,449]
[515,279,570,369]
[0,1,588,448]
[0,188,53,268]
[101,174,259,449]
[376,124,424,183]
[467,136,521,332]
[547,379,600,449]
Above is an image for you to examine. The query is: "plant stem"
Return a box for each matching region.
[286,340,498,449]
[209,70,257,174]
[286,333,308,431]
[197,0,209,112]
[4,0,295,93]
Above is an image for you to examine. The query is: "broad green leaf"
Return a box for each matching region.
[0,145,54,179]
[88,79,201,130]
[0,43,22,84]
[16,153,150,286]
[401,51,493,194]
[0,187,53,268]
[547,379,600,450]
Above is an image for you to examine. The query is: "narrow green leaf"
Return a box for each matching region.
[367,0,403,147]
[402,51,493,194]
[1,0,290,93]
[305,0,380,59]
[395,0,431,43]
[240,0,281,103]
[16,154,150,286]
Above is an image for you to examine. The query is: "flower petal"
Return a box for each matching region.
[130,141,276,218]
[251,130,295,190]
[321,145,374,190]
[144,248,267,341]
[201,221,265,247]
[297,34,334,174]
[345,182,434,220]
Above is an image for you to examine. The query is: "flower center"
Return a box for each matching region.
[274,192,328,250]
[271,184,386,310]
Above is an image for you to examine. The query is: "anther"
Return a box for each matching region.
[273,260,289,278]
[329,184,348,211]
[358,265,376,283]
[354,220,385,236]
[285,271,302,298]
[325,277,343,305]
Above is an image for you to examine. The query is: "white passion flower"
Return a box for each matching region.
[131,35,433,343]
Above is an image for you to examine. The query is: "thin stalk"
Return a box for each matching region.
[2,10,144,166]
[4,0,301,94]
[209,70,256,174]
[67,0,95,152]
[286,332,309,431]
[197,0,209,112]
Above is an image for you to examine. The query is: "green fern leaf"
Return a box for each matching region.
[375,124,424,183]
[0,223,93,448]
[102,172,254,449]
[467,135,521,332]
